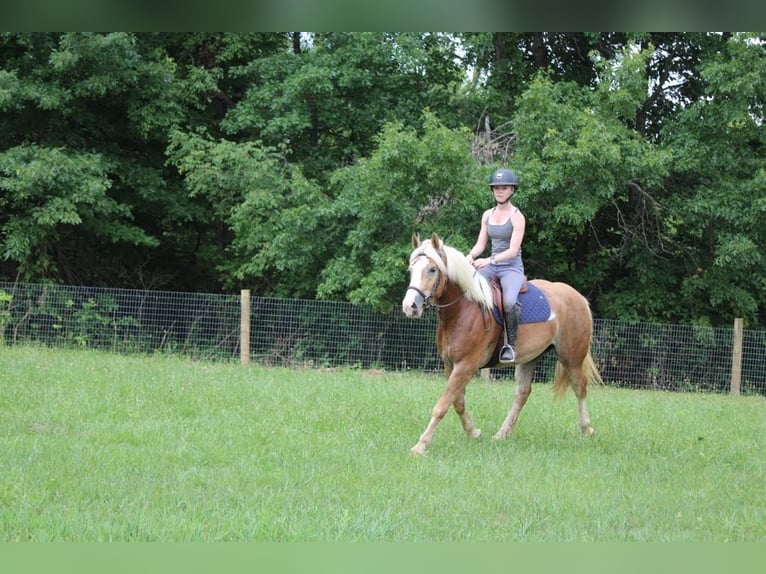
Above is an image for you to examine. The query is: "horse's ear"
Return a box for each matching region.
[412,233,421,248]
[431,232,441,249]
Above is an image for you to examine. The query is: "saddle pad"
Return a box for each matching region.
[491,282,552,325]
[518,283,552,324]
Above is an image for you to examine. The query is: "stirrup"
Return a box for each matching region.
[499,345,516,362]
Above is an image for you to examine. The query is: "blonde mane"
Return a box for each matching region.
[410,238,494,309]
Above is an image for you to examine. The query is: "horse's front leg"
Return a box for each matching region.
[453,386,482,441]
[410,366,476,456]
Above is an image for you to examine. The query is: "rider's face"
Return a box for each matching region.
[492,185,515,201]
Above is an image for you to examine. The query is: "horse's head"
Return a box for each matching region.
[402,232,493,318]
[402,233,448,318]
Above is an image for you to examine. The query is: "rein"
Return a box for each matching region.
[432,292,465,309]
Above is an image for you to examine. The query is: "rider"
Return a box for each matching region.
[465,168,526,363]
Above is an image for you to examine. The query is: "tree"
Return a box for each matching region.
[2,33,763,329]
[166,128,326,298]
[658,33,766,327]
[0,144,156,281]
[221,33,468,182]
[510,34,766,328]
[0,32,286,290]
[0,33,196,285]
[510,44,671,307]
[313,112,485,311]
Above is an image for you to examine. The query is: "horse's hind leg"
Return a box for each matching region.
[578,396,595,436]
[555,361,595,436]
[493,360,537,441]
[571,366,595,436]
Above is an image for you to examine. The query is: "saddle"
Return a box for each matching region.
[489,275,528,316]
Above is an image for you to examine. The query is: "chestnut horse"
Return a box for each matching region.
[402,233,601,455]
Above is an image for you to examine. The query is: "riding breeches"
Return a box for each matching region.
[479,257,525,310]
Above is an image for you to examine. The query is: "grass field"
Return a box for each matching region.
[1,345,764,541]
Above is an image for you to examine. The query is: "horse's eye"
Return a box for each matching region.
[427,266,438,275]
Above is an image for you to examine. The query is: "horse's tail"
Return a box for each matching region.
[583,352,604,387]
[552,350,603,398]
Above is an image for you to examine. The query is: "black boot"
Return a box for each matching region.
[500,304,520,362]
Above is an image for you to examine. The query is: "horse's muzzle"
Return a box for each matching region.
[402,286,426,318]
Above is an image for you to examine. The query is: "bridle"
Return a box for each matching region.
[406,283,464,310]
[406,255,464,310]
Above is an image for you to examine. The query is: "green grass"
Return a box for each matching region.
[1,345,764,541]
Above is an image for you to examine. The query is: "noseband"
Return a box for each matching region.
[406,284,433,308]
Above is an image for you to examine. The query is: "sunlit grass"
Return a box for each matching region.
[1,345,764,541]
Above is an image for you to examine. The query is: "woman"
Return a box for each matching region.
[465,168,526,362]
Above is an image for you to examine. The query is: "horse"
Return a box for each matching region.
[401,232,602,456]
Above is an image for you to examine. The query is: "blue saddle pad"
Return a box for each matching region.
[518,283,552,324]
[491,282,552,325]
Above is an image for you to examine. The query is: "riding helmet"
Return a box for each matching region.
[489,168,519,187]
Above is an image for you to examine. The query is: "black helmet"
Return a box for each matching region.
[489,168,519,187]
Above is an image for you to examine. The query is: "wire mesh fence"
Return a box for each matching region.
[594,318,764,394]
[1,282,764,395]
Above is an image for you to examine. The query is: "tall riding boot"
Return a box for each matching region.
[500,304,520,362]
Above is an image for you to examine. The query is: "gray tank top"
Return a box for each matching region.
[487,208,520,257]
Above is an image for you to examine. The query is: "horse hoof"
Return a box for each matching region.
[410,445,427,456]
[582,426,595,436]
[470,428,482,440]
[492,433,506,441]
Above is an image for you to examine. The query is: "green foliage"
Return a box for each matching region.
[511,59,671,298]
[315,111,483,309]
[0,144,157,279]
[166,128,329,296]
[222,33,467,179]
[229,168,330,298]
[0,33,221,288]
[659,33,766,326]
[1,32,764,327]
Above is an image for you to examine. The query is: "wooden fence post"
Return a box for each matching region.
[240,289,250,366]
[730,317,743,395]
